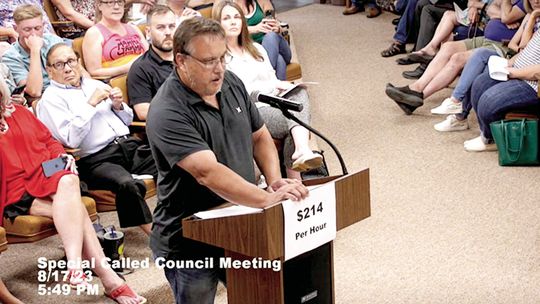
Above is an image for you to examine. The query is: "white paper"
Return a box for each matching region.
[454,3,470,26]
[194,205,263,219]
[282,183,337,261]
[488,56,509,81]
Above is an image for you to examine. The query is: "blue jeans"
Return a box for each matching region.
[394,0,418,44]
[164,266,226,304]
[454,48,498,120]
[262,32,292,80]
[469,71,539,139]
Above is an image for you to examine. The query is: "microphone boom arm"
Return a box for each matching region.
[277,105,348,176]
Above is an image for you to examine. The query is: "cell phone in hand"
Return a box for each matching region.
[11,85,26,96]
[42,156,67,177]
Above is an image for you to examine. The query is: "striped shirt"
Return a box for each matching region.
[513,30,540,91]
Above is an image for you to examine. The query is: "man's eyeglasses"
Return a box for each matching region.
[183,52,231,69]
[100,0,125,7]
[48,58,78,71]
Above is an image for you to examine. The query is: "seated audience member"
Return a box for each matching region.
[381,0,421,57]
[127,5,176,121]
[0,75,146,304]
[460,28,540,151]
[343,0,382,17]
[215,1,323,179]
[229,0,292,80]
[169,0,201,24]
[434,2,540,130]
[403,0,524,63]
[50,0,96,39]
[385,0,525,114]
[36,44,156,235]
[82,0,148,78]
[1,4,63,98]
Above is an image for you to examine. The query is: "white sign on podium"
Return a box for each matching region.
[282,182,337,261]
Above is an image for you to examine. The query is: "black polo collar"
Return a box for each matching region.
[149,45,173,66]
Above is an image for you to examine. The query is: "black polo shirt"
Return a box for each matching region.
[127,46,173,110]
[146,69,264,260]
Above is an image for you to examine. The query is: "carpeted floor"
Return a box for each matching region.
[1,3,539,304]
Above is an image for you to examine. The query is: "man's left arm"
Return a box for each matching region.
[252,125,282,186]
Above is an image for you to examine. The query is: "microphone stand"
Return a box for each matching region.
[277,106,348,176]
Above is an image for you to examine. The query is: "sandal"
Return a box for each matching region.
[105,284,147,304]
[381,42,406,57]
[292,152,323,172]
[67,269,91,291]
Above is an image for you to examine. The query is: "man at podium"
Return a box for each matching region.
[146,17,309,304]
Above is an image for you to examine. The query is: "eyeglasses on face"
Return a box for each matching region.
[100,0,125,7]
[183,52,231,69]
[48,58,78,70]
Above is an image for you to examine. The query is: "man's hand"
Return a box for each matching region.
[266,178,309,203]
[88,86,111,107]
[25,35,43,53]
[110,87,124,110]
[10,93,27,106]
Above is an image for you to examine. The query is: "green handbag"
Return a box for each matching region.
[490,118,539,166]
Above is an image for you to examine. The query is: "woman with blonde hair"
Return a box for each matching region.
[213,1,323,179]
[0,75,146,304]
[82,0,148,78]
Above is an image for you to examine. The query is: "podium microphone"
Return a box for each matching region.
[251,91,303,112]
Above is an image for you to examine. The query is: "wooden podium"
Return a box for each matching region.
[182,169,370,304]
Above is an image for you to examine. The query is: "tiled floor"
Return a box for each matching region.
[273,0,314,13]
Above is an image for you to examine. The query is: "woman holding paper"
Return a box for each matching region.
[461,28,540,151]
[213,1,322,179]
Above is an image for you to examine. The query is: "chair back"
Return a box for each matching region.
[110,74,128,102]
[72,37,85,68]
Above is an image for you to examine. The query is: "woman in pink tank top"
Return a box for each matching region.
[82,0,148,78]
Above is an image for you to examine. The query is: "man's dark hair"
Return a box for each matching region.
[46,43,71,65]
[146,4,174,24]
[173,17,225,57]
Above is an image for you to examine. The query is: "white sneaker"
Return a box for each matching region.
[434,115,469,132]
[464,136,497,152]
[431,97,462,115]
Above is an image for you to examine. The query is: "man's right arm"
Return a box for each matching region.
[178,150,308,208]
[127,62,153,120]
[24,35,45,97]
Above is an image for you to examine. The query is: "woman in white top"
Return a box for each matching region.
[214,0,322,179]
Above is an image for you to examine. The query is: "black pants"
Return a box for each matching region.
[77,137,157,228]
[414,3,450,51]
